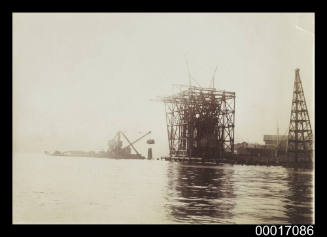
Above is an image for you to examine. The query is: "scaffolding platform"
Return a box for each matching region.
[157,85,235,160]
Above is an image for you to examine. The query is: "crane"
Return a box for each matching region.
[119,131,152,156]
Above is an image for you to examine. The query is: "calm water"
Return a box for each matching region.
[13,153,314,224]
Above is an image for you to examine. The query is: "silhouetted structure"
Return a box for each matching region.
[48,131,151,159]
[264,135,288,154]
[158,85,235,160]
[107,131,151,159]
[287,69,313,162]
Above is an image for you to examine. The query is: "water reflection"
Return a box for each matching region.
[283,169,313,224]
[13,154,313,224]
[164,163,236,223]
[164,162,313,224]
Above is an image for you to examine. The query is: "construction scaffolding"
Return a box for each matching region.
[158,85,235,160]
[287,69,313,162]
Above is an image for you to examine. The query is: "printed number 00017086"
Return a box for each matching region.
[255,225,314,236]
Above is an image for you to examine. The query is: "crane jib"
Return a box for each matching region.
[120,131,152,155]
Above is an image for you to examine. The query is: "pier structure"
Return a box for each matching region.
[287,69,313,162]
[158,84,235,161]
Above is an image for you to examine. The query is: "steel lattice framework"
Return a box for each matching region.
[159,85,235,159]
[287,69,313,161]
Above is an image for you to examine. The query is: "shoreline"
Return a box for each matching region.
[46,153,313,170]
[158,156,313,170]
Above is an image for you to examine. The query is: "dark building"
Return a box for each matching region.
[263,135,288,153]
[234,142,275,157]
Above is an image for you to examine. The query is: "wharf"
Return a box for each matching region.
[158,155,313,169]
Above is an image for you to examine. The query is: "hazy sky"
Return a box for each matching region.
[13,13,314,157]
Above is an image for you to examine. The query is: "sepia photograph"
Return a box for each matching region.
[12,13,314,225]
